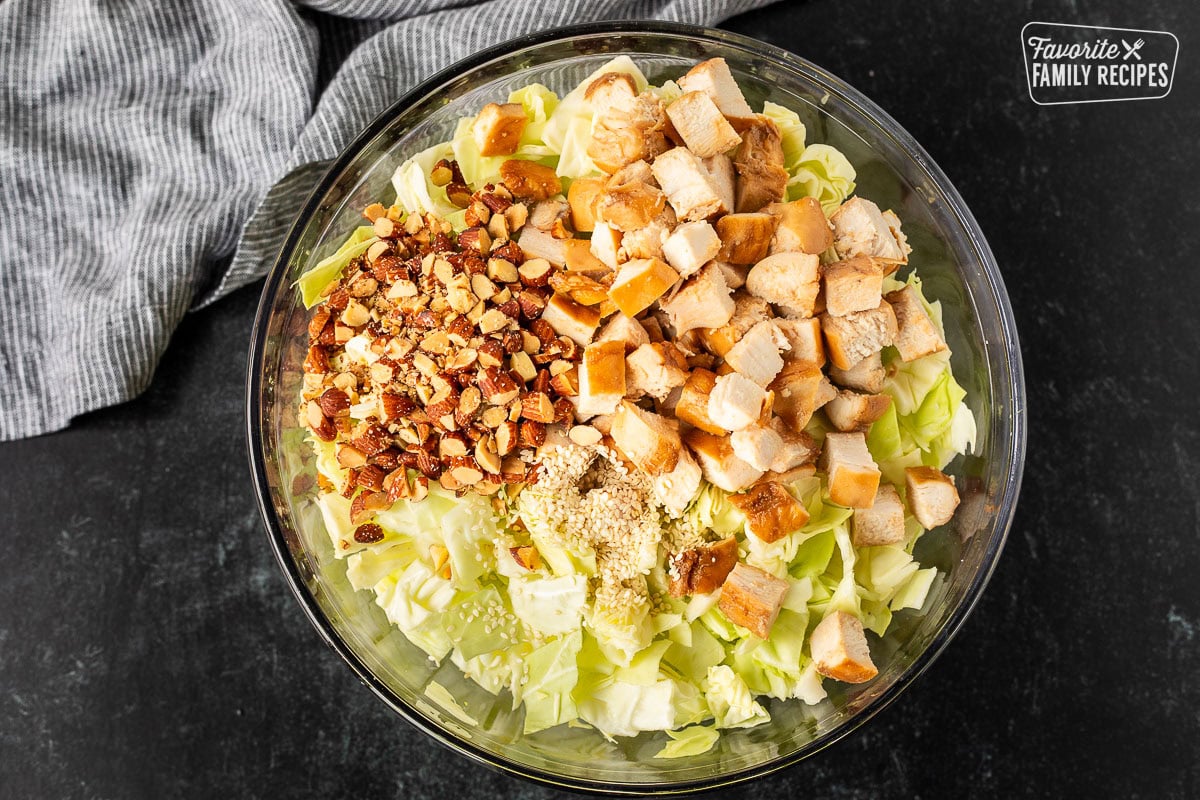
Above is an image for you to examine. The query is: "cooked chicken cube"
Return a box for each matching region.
[825,389,891,432]
[659,261,734,335]
[575,340,626,419]
[590,221,623,270]
[823,256,887,317]
[567,176,606,232]
[716,212,776,265]
[768,362,824,432]
[905,466,961,529]
[684,428,765,492]
[698,292,773,356]
[528,198,569,232]
[713,261,748,290]
[885,285,948,361]
[768,418,819,473]
[708,372,767,432]
[734,116,788,213]
[723,319,788,387]
[564,239,612,278]
[881,209,911,259]
[815,375,838,410]
[517,226,567,266]
[718,563,789,638]
[654,445,703,516]
[730,424,783,472]
[820,432,881,508]
[584,72,638,111]
[811,610,878,683]
[607,257,679,319]
[730,481,810,543]
[472,102,527,156]
[746,252,821,316]
[610,400,681,476]
[820,300,898,370]
[618,205,677,262]
[651,147,732,221]
[662,221,721,278]
[828,352,886,393]
[500,158,562,202]
[830,196,909,265]
[704,154,737,215]
[666,90,743,158]
[541,292,601,347]
[765,197,831,255]
[587,90,670,174]
[668,535,738,597]
[676,57,756,124]
[674,368,725,435]
[773,317,825,370]
[851,484,906,546]
[596,313,650,354]
[596,177,667,232]
[626,342,689,401]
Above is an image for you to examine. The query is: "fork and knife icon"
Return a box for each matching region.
[1121,38,1145,60]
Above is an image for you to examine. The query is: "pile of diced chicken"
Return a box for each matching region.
[473,58,964,685]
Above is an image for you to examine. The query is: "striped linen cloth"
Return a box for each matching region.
[0,0,774,440]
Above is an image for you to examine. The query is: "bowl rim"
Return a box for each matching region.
[246,19,1026,795]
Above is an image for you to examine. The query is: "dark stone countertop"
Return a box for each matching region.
[2,1,1198,797]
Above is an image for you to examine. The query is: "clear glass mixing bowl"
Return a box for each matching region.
[247,21,1026,794]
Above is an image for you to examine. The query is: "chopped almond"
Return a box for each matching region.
[825,389,891,432]
[707,372,767,432]
[723,319,787,387]
[665,91,742,158]
[820,432,881,508]
[567,177,605,232]
[610,400,681,476]
[541,292,601,346]
[676,57,756,124]
[828,352,886,393]
[820,300,898,370]
[675,368,725,435]
[668,535,739,597]
[811,611,878,683]
[698,292,773,357]
[473,102,527,156]
[745,251,821,317]
[730,481,809,543]
[576,340,626,419]
[662,220,721,279]
[607,257,679,318]
[716,212,776,265]
[852,484,906,546]
[653,445,703,515]
[626,342,689,401]
[885,285,948,361]
[718,563,789,638]
[766,197,833,255]
[659,261,734,335]
[651,146,732,221]
[730,424,783,472]
[905,466,961,529]
[830,196,909,265]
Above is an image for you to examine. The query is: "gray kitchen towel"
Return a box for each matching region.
[0,0,775,440]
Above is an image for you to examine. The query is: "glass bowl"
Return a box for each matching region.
[247,21,1026,794]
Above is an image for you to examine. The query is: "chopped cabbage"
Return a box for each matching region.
[654,724,719,758]
[787,143,857,214]
[296,225,377,308]
[704,665,770,729]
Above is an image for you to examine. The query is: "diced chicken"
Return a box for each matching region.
[587,90,670,173]
[718,563,789,638]
[609,158,656,186]
[881,209,912,260]
[651,147,731,222]
[698,292,773,356]
[766,197,833,255]
[713,261,748,290]
[590,221,623,270]
[662,221,721,279]
[905,466,961,529]
[472,102,527,156]
[811,610,878,683]
[596,313,649,354]
[707,372,766,432]
[676,57,756,125]
[575,340,626,418]
[684,428,764,492]
[564,239,611,278]
[723,319,788,387]
[529,198,569,231]
[567,176,606,232]
[823,256,887,317]
[610,400,681,476]
[820,301,898,370]
[885,285,948,362]
[828,352,886,394]
[704,154,737,215]
[734,116,788,212]
[819,432,881,508]
[768,418,819,473]
[730,481,810,543]
[654,445,703,516]
[768,362,823,431]
[626,342,689,401]
[595,172,667,232]
[825,389,891,432]
[746,252,821,316]
[852,484,906,546]
[541,292,601,346]
[675,368,725,435]
[668,535,738,597]
[773,317,825,370]
[659,261,734,335]
[500,159,561,202]
[815,376,838,410]
[716,212,776,265]
[517,226,567,266]
[584,72,638,111]
[607,257,679,318]
[619,205,677,262]
[640,313,665,342]
[730,424,783,472]
[665,90,742,159]
[830,197,908,265]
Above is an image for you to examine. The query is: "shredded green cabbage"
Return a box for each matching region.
[296,226,377,308]
[787,143,857,214]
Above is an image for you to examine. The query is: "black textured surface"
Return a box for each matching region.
[3,2,1199,797]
